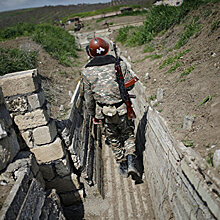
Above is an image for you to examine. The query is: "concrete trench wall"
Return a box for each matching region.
[124,56,220,219]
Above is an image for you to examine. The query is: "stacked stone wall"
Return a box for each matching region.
[0,85,65,219]
[0,69,83,207]
[122,55,220,220]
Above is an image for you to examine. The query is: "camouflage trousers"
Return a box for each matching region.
[104,113,136,163]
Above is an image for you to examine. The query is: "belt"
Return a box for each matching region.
[97,101,124,108]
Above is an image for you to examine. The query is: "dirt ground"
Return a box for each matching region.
[0,3,219,168]
[112,2,220,166]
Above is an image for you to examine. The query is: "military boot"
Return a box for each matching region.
[118,161,128,178]
[127,155,140,180]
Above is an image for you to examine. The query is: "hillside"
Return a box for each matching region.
[114,1,220,165]
[0,0,219,168]
[0,0,153,30]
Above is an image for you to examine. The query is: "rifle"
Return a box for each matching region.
[113,43,138,119]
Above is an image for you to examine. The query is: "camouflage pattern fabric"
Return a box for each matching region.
[82,56,136,163]
[104,114,136,163]
[82,60,132,119]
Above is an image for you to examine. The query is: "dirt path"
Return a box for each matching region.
[82,139,155,220]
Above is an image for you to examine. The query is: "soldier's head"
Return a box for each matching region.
[88,37,109,57]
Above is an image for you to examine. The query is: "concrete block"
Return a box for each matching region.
[14,109,49,130]
[39,163,55,181]
[46,175,77,193]
[0,69,39,97]
[0,130,20,171]
[17,179,45,220]
[31,138,65,163]
[33,120,57,145]
[28,91,46,110]
[55,157,71,177]
[5,96,28,113]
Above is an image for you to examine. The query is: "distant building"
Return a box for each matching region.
[154,0,183,6]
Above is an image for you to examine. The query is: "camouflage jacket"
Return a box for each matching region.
[82,55,134,119]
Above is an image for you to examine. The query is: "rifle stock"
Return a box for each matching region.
[113,43,137,119]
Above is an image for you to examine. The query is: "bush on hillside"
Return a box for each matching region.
[0,23,35,40]
[0,48,37,75]
[116,0,219,46]
[0,23,78,67]
[32,24,78,66]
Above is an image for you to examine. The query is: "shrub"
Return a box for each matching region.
[116,0,216,46]
[32,24,78,66]
[0,23,35,40]
[0,48,37,75]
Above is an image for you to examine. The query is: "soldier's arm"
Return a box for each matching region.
[121,61,135,91]
[82,75,95,116]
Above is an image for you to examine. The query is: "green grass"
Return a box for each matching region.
[32,24,78,66]
[206,153,214,167]
[0,22,78,73]
[166,61,182,74]
[175,18,202,49]
[116,0,217,47]
[147,95,156,102]
[198,95,213,106]
[182,140,194,148]
[159,49,190,69]
[180,66,194,77]
[143,44,155,53]
[0,23,35,40]
[0,48,37,75]
[210,20,220,32]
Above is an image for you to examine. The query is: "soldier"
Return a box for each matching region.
[82,37,140,180]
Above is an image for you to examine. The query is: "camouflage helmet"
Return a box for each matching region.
[88,37,109,57]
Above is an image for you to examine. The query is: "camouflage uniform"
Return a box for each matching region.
[82,55,136,163]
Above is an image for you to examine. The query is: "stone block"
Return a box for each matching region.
[157,88,164,102]
[0,69,39,97]
[33,120,57,145]
[0,130,20,171]
[59,189,84,206]
[0,104,13,128]
[0,87,4,104]
[14,109,49,130]
[17,179,45,220]
[40,189,65,220]
[55,157,71,177]
[0,171,31,220]
[28,91,46,110]
[183,115,194,130]
[31,138,65,163]
[36,171,45,189]
[46,175,77,193]
[39,163,55,181]
[6,96,28,113]
[0,122,7,139]
[21,130,34,148]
